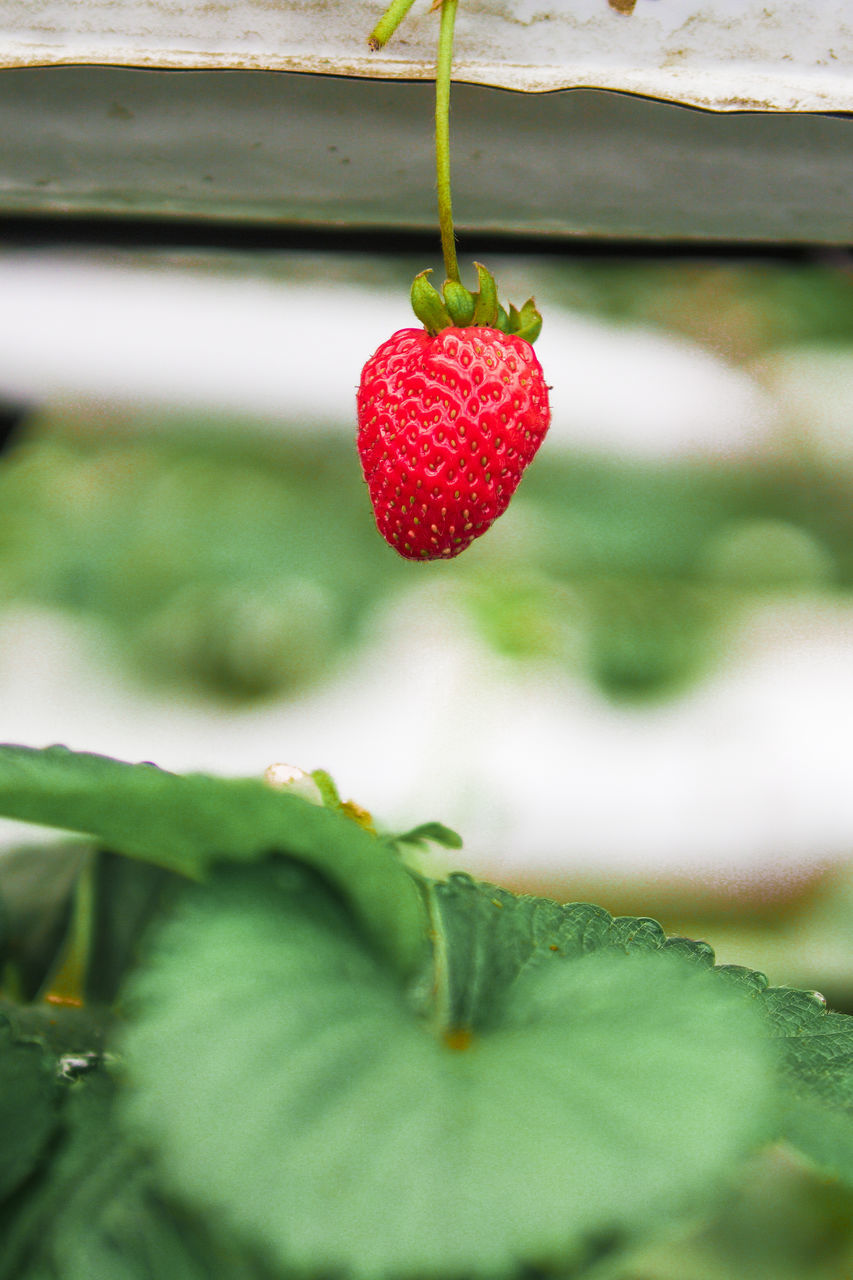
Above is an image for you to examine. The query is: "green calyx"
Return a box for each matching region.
[411,263,543,344]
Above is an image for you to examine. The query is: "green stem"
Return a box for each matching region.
[435,0,460,284]
[368,0,419,49]
[42,852,96,1006]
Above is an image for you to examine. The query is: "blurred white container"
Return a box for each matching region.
[0,251,779,456]
[1,592,852,914]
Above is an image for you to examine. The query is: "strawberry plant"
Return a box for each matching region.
[1,743,853,1279]
[1,2,852,1277]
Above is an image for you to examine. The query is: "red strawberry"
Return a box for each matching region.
[357,323,550,560]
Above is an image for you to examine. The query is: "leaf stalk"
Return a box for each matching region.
[368,0,419,49]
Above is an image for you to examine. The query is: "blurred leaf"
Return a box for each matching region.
[0,998,108,1063]
[605,1146,853,1280]
[0,426,408,702]
[549,261,853,362]
[4,413,853,706]
[0,745,428,982]
[85,852,183,1006]
[0,1071,273,1280]
[392,821,464,850]
[120,862,773,1280]
[524,453,853,590]
[1,842,182,1006]
[463,571,583,663]
[781,1099,853,1192]
[136,576,341,701]
[584,579,716,701]
[700,519,834,590]
[0,997,107,1237]
[4,416,853,711]
[0,1016,59,1202]
[0,841,88,1001]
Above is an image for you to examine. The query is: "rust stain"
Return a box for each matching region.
[0,50,843,111]
[0,0,851,113]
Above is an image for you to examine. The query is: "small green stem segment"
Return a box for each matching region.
[436,0,460,284]
[368,0,419,50]
[41,853,96,1007]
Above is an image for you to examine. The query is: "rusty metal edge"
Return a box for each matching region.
[0,52,851,113]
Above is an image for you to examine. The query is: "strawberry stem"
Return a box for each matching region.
[368,0,419,50]
[435,0,460,284]
[382,1,544,342]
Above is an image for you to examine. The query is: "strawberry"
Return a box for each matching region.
[357,267,551,560]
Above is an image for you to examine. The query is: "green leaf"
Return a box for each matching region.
[120,864,773,1280]
[442,280,475,328]
[761,987,853,1184]
[392,822,463,850]
[428,875,853,1188]
[0,998,108,1062]
[471,261,499,327]
[605,1145,853,1280]
[83,851,182,1006]
[1,1071,272,1280]
[779,1098,853,1191]
[764,988,853,1104]
[0,745,428,982]
[427,873,716,1032]
[513,296,544,344]
[0,840,88,1001]
[1,841,182,1006]
[410,269,453,335]
[0,1016,59,1202]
